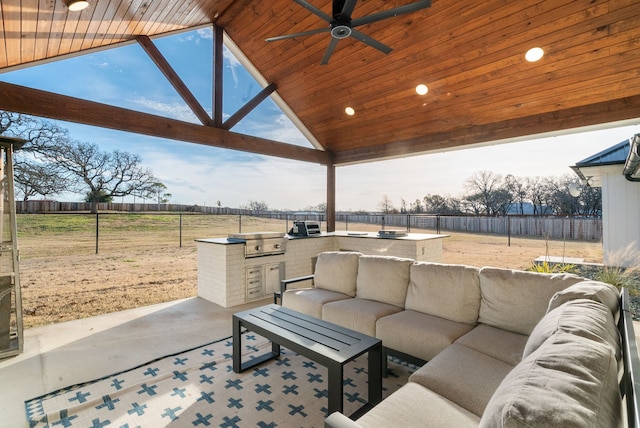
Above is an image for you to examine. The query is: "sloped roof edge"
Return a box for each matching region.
[573,140,630,168]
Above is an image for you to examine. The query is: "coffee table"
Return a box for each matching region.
[232,304,382,418]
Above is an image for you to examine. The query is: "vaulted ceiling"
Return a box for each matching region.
[1,0,639,166]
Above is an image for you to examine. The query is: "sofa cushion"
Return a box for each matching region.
[523,298,621,360]
[356,255,414,308]
[322,298,403,337]
[405,262,481,324]
[353,382,480,428]
[376,310,475,361]
[547,279,619,315]
[480,332,621,428]
[478,267,583,335]
[314,251,361,297]
[409,343,514,417]
[455,324,528,366]
[281,288,351,319]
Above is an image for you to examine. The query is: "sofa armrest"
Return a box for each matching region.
[324,412,362,428]
[620,287,640,428]
[279,274,315,299]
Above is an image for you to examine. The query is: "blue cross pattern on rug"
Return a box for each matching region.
[25,334,417,428]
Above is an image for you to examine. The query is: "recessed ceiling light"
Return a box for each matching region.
[525,47,544,62]
[64,0,90,11]
[416,84,429,95]
[345,106,355,116]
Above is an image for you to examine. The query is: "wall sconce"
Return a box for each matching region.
[64,0,90,11]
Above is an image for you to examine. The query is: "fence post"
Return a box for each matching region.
[95,212,99,254]
[407,214,411,232]
[239,214,242,233]
[179,212,183,248]
[507,216,511,247]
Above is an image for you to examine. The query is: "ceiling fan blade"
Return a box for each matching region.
[351,0,431,27]
[266,27,330,42]
[294,0,334,23]
[350,29,392,54]
[336,0,357,20]
[321,37,340,65]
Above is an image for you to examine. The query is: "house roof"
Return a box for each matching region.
[571,133,640,184]
[1,0,640,166]
[574,140,630,168]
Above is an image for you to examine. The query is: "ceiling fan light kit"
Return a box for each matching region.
[267,0,432,64]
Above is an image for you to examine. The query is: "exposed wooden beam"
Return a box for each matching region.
[136,35,214,127]
[333,95,640,165]
[213,25,224,128]
[222,83,277,131]
[0,81,330,165]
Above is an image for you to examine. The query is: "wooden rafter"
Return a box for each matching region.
[136,35,214,127]
[222,83,277,131]
[0,81,330,165]
[213,24,224,128]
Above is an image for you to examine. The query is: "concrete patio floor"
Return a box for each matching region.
[2,296,640,428]
[0,297,269,428]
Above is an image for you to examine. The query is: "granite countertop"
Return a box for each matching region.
[196,231,448,244]
[329,231,448,240]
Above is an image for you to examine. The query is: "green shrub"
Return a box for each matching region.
[528,261,578,274]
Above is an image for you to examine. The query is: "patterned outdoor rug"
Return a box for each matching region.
[25,333,417,427]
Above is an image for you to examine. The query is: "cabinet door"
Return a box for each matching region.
[265,263,282,294]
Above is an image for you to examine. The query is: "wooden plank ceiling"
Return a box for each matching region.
[0,0,639,166]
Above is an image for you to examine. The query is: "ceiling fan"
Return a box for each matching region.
[266,0,432,65]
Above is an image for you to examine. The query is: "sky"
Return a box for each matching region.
[1,28,639,212]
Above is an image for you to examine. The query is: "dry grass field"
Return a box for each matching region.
[16,214,603,329]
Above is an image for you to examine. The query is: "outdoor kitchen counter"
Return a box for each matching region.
[196,232,447,308]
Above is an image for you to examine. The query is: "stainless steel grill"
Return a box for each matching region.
[227,232,287,258]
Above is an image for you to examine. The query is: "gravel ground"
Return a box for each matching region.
[574,265,640,320]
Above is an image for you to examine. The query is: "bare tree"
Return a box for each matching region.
[410,198,424,213]
[399,198,407,214]
[149,182,172,204]
[50,141,161,213]
[243,200,269,212]
[14,161,67,202]
[580,185,602,216]
[463,171,511,216]
[378,195,395,213]
[504,174,527,214]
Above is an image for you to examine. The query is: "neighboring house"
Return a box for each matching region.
[506,202,552,215]
[571,134,640,267]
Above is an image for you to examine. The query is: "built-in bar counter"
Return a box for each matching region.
[196,231,448,308]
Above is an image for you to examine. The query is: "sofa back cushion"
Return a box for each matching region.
[523,298,621,360]
[547,280,619,316]
[356,255,414,307]
[478,267,583,335]
[480,332,621,428]
[314,251,361,297]
[405,262,481,324]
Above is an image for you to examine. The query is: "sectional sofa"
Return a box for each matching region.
[279,251,640,427]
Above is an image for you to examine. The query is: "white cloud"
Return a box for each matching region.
[126,97,200,123]
[197,28,213,40]
[223,45,242,88]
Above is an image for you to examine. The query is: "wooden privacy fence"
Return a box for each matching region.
[15,201,603,241]
[346,214,602,241]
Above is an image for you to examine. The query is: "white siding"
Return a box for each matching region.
[601,165,640,267]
